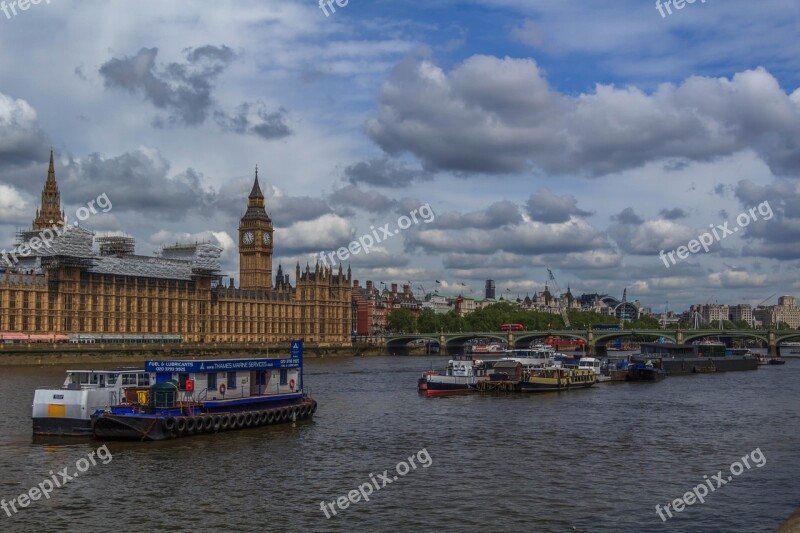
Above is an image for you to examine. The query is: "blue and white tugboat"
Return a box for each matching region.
[32,368,152,436]
[91,341,316,440]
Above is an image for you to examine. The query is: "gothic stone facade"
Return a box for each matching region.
[0,157,352,344]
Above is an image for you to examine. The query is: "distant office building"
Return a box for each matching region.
[754,296,800,329]
[485,280,496,300]
[729,304,753,325]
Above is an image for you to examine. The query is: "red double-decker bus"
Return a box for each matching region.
[499,324,524,331]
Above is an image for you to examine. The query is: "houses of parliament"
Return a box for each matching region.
[0,153,352,344]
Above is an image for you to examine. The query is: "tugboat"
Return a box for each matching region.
[425,357,491,395]
[626,359,666,382]
[32,368,152,436]
[91,341,316,441]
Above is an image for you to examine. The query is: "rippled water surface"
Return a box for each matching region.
[0,356,797,532]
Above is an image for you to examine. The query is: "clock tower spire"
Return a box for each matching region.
[239,167,274,290]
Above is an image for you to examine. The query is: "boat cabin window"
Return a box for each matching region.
[69,373,91,385]
[178,373,190,390]
[90,374,105,386]
[280,369,288,385]
[227,372,237,390]
[207,372,217,390]
[122,374,137,386]
[138,373,150,386]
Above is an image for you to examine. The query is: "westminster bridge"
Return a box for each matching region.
[384,328,800,357]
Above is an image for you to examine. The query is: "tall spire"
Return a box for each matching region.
[47,148,56,183]
[242,166,270,221]
[249,165,264,201]
[33,149,64,230]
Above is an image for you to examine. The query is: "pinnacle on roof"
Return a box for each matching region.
[249,166,264,199]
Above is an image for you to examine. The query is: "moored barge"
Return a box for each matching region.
[91,341,316,441]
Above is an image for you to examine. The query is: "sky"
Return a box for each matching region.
[0,0,799,313]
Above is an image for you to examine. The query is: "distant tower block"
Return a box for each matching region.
[485,279,496,299]
[97,236,136,257]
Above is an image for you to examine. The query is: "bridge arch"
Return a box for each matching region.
[385,335,440,354]
[592,331,676,344]
[682,331,768,345]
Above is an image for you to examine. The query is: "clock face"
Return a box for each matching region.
[242,231,254,245]
[263,232,271,245]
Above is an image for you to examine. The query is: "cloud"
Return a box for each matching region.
[265,186,333,226]
[610,218,697,255]
[275,214,353,255]
[214,103,292,140]
[611,207,644,226]
[368,58,800,177]
[735,179,800,259]
[659,208,688,220]
[343,158,430,188]
[0,184,32,225]
[511,20,545,48]
[99,45,289,140]
[707,270,769,288]
[60,148,217,221]
[328,184,396,213]
[406,218,608,255]
[434,201,522,230]
[0,92,50,169]
[99,46,236,127]
[525,188,593,223]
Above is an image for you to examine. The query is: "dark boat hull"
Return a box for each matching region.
[626,367,666,382]
[92,399,317,441]
[32,417,94,437]
[425,380,477,396]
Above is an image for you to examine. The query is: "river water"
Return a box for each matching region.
[0,355,797,532]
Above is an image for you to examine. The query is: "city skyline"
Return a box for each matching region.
[1,1,799,311]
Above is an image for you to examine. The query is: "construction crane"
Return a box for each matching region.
[752,294,775,328]
[546,268,571,329]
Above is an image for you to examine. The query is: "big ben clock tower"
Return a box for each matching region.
[239,167,274,290]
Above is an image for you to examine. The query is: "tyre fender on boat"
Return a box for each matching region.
[176,417,187,434]
[236,414,246,428]
[163,416,177,432]
[244,413,254,427]
[220,415,230,430]
[203,417,213,431]
[267,410,276,424]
